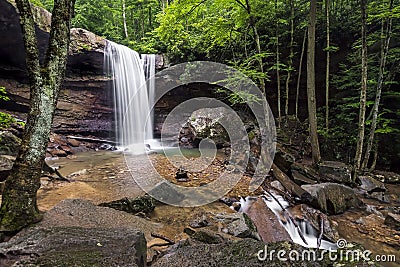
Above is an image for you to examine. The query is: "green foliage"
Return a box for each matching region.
[0,87,9,101]
[0,112,16,129]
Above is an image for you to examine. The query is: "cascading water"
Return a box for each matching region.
[104,41,156,153]
[238,194,337,250]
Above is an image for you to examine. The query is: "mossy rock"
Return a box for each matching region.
[98,194,156,214]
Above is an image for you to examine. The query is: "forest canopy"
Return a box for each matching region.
[33,0,400,170]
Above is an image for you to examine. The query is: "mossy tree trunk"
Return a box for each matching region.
[0,0,75,233]
[307,0,321,165]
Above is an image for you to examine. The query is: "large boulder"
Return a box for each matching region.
[244,197,291,243]
[318,161,352,184]
[188,107,231,148]
[0,199,152,266]
[0,131,20,156]
[302,183,362,215]
[0,226,146,267]
[152,238,373,267]
[357,174,386,194]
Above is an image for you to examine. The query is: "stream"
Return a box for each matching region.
[38,149,400,267]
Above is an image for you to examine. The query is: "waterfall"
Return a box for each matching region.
[104,41,156,154]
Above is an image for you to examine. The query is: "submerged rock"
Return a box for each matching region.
[99,195,156,215]
[302,183,362,215]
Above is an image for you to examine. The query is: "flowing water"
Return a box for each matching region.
[239,194,337,250]
[104,41,156,154]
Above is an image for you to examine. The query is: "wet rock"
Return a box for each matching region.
[67,138,81,147]
[288,204,340,242]
[384,213,400,230]
[99,195,156,215]
[244,197,291,243]
[48,149,68,157]
[318,161,352,184]
[0,131,20,156]
[302,183,362,215]
[214,212,259,240]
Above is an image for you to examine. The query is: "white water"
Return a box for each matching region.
[238,194,337,250]
[105,41,156,154]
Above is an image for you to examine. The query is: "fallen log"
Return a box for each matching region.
[42,161,70,182]
[271,163,312,203]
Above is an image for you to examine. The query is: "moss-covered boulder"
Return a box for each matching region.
[152,239,377,267]
[0,226,146,267]
[0,131,20,156]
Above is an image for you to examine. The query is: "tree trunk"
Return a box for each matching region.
[325,0,330,130]
[253,24,266,95]
[235,0,265,95]
[0,0,75,232]
[122,0,129,40]
[307,0,321,165]
[276,0,281,128]
[362,0,393,170]
[354,0,368,174]
[285,0,294,117]
[296,28,307,119]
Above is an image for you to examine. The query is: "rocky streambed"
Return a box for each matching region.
[0,147,398,267]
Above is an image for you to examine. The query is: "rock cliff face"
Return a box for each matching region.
[0,0,112,138]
